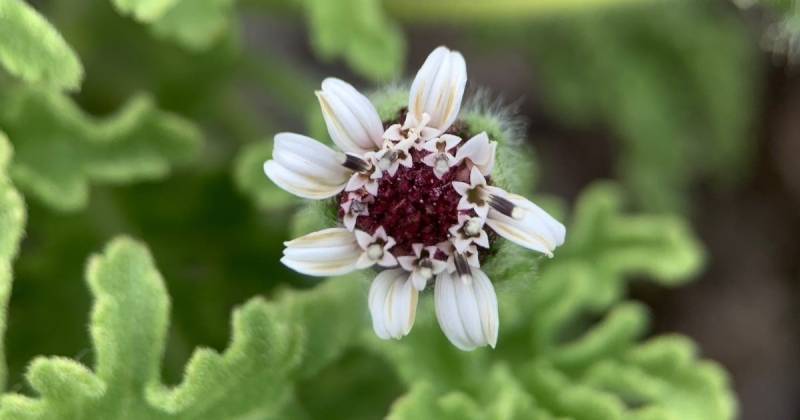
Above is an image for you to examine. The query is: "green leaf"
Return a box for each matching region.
[303,0,406,82]
[552,182,704,309]
[150,0,237,51]
[0,0,83,91]
[110,0,236,50]
[387,382,482,420]
[110,0,180,21]
[0,236,370,419]
[0,132,26,390]
[520,0,757,211]
[0,87,202,211]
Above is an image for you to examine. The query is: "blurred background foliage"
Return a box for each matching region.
[0,0,798,418]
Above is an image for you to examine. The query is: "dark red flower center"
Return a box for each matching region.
[338,110,483,257]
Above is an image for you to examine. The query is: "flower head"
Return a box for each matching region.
[264,46,566,351]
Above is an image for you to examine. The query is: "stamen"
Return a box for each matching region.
[378,150,397,171]
[454,253,472,283]
[366,243,384,260]
[463,218,483,237]
[418,261,434,280]
[434,155,449,174]
[489,194,522,219]
[342,154,371,172]
[350,200,366,215]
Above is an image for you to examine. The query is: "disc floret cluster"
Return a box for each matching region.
[264,46,565,351]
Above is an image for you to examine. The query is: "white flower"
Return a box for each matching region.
[435,269,498,351]
[397,243,447,291]
[421,134,462,178]
[341,192,372,231]
[448,214,490,253]
[265,77,387,200]
[383,113,440,147]
[375,138,415,177]
[355,227,398,269]
[264,45,566,352]
[454,166,565,257]
[369,268,419,340]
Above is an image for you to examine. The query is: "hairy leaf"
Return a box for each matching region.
[110,0,236,50]
[303,0,405,82]
[0,0,83,91]
[0,87,202,211]
[0,237,367,419]
[0,133,26,390]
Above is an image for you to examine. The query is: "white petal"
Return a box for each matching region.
[434,272,474,350]
[343,213,357,231]
[472,268,499,348]
[281,228,360,276]
[369,269,418,340]
[452,181,470,196]
[485,192,566,256]
[354,229,374,249]
[264,161,346,200]
[409,47,467,133]
[317,78,383,154]
[397,255,417,272]
[469,166,487,187]
[434,270,498,351]
[410,270,428,291]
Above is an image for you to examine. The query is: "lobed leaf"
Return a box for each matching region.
[0,87,202,211]
[0,0,83,91]
[303,0,406,82]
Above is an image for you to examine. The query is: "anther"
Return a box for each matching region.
[434,155,449,174]
[377,150,397,171]
[489,194,522,219]
[350,200,366,215]
[367,243,384,260]
[463,217,483,237]
[342,154,371,172]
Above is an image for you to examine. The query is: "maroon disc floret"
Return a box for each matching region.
[338,113,488,257]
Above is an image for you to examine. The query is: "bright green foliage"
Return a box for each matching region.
[110,0,236,50]
[0,133,26,391]
[111,0,180,22]
[150,0,237,51]
[516,0,758,211]
[0,87,202,211]
[0,237,368,419]
[362,182,732,420]
[0,0,83,91]
[303,0,406,82]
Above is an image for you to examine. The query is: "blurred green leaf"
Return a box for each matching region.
[303,0,406,82]
[110,0,236,50]
[0,87,202,211]
[0,133,26,390]
[0,0,83,91]
[520,0,757,211]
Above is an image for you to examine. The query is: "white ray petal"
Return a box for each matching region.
[434,272,474,350]
[264,133,351,200]
[317,78,383,154]
[434,270,498,351]
[455,132,497,176]
[485,191,566,256]
[408,46,468,133]
[281,228,360,276]
[369,269,418,340]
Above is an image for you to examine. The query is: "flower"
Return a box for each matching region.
[264,46,566,351]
